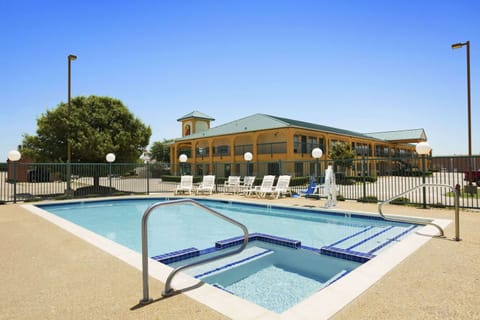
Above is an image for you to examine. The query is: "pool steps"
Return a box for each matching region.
[191,246,274,278]
[152,225,415,266]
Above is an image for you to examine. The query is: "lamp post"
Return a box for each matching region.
[66,54,77,195]
[179,154,188,175]
[8,150,21,204]
[311,147,323,187]
[451,41,473,186]
[140,151,151,194]
[106,153,116,194]
[361,145,368,199]
[244,152,253,176]
[416,142,432,209]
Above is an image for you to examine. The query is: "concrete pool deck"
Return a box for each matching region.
[1,195,479,319]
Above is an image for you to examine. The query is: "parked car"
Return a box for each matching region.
[464,170,480,185]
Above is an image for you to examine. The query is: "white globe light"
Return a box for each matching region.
[179,154,188,163]
[416,142,432,155]
[106,153,116,163]
[7,150,21,161]
[311,148,323,159]
[244,152,253,161]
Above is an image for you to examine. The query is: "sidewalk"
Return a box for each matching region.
[1,196,479,319]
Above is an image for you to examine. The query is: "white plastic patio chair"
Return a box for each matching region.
[175,175,193,195]
[196,175,216,195]
[224,176,241,194]
[269,175,291,199]
[249,175,275,198]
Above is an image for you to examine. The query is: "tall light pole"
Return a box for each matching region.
[66,54,77,195]
[451,41,473,186]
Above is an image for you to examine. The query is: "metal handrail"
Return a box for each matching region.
[139,199,249,304]
[378,183,460,241]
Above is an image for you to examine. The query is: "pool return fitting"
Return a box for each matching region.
[378,183,460,241]
[139,199,249,304]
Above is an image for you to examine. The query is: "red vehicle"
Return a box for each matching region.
[464,170,480,185]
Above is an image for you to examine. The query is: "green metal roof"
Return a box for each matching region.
[268,114,379,140]
[176,113,385,141]
[365,129,427,142]
[177,110,215,121]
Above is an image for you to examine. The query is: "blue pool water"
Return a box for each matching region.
[37,198,419,313]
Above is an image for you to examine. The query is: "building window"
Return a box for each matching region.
[234,144,253,156]
[267,162,280,176]
[213,145,229,156]
[196,147,210,158]
[294,135,324,155]
[294,162,304,177]
[257,142,287,155]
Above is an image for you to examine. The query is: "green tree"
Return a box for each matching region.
[23,95,151,162]
[22,95,151,187]
[329,142,355,173]
[150,139,173,162]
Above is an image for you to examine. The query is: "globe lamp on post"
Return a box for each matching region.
[311,147,323,186]
[179,154,188,175]
[8,150,21,204]
[106,153,116,194]
[416,142,432,209]
[244,152,253,176]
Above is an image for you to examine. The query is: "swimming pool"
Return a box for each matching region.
[35,197,423,314]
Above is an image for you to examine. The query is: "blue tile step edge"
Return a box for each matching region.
[151,247,200,265]
[212,283,234,295]
[320,246,375,263]
[193,247,274,279]
[215,232,301,249]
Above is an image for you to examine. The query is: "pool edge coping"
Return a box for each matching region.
[22,199,451,320]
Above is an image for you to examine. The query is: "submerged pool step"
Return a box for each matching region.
[322,225,417,262]
[188,246,274,278]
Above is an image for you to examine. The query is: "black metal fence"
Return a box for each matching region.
[1,156,479,208]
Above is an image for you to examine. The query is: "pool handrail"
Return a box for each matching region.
[378,183,460,241]
[139,198,249,304]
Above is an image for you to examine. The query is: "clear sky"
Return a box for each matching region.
[1,0,479,159]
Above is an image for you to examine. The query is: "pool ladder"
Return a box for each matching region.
[378,183,460,241]
[139,199,249,304]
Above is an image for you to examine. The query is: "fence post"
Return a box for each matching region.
[146,161,150,195]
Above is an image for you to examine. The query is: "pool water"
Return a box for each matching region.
[37,198,418,313]
[173,242,359,313]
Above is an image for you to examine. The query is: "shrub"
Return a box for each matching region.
[390,197,410,205]
[430,202,447,208]
[336,194,345,201]
[357,196,378,203]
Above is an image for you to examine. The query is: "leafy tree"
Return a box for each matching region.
[22,95,151,188]
[150,139,173,162]
[329,142,355,173]
[22,95,151,162]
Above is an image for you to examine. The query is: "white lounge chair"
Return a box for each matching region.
[239,176,256,195]
[269,175,291,199]
[224,176,241,194]
[196,175,216,195]
[175,175,193,195]
[249,175,275,198]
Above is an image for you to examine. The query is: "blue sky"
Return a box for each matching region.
[1,0,479,159]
